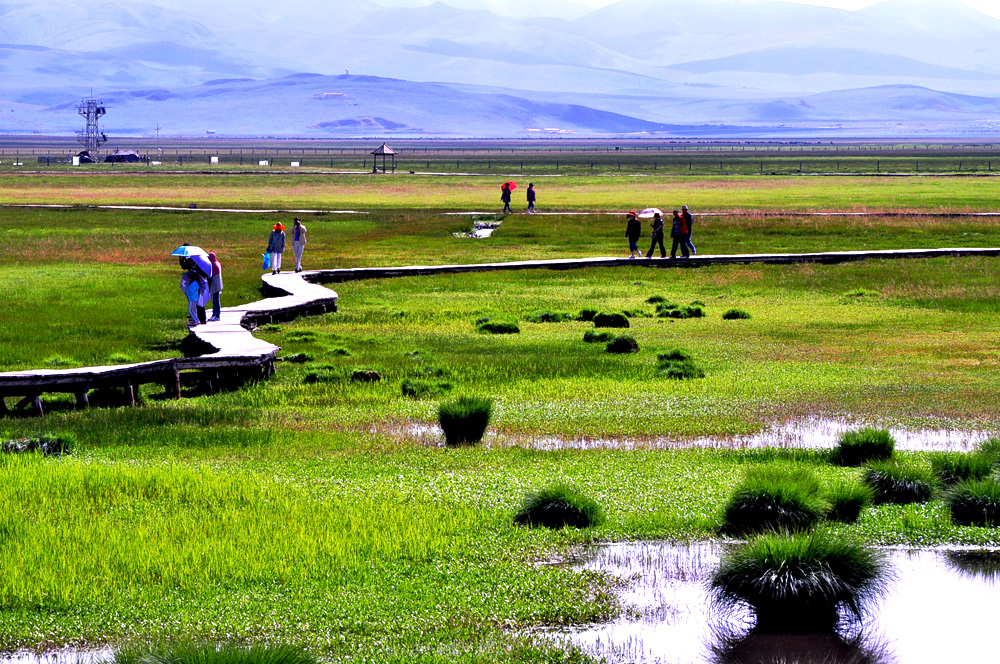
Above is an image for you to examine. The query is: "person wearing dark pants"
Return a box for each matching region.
[681,204,696,254]
[501,183,513,213]
[670,209,690,259]
[526,183,536,213]
[646,212,666,258]
[625,211,642,258]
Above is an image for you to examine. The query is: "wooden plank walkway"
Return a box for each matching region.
[0,273,338,417]
[3,246,998,417]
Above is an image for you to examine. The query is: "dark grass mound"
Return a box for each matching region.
[830,428,895,467]
[722,309,752,320]
[525,310,573,323]
[577,308,598,322]
[657,304,704,319]
[825,480,874,523]
[285,331,318,342]
[401,378,453,398]
[862,461,935,505]
[328,347,352,356]
[112,642,319,664]
[350,369,381,382]
[720,468,830,537]
[606,335,639,354]
[513,484,606,529]
[583,330,615,343]
[593,312,630,328]
[303,363,341,384]
[284,352,314,364]
[439,396,493,446]
[656,350,705,379]
[646,295,668,304]
[475,317,520,334]
[945,478,1000,527]
[930,452,995,487]
[2,433,76,456]
[710,533,892,633]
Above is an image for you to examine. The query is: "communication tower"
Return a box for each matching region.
[77,97,108,157]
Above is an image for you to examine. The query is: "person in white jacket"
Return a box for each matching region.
[291,217,307,273]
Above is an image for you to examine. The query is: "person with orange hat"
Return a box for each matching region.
[624,210,642,259]
[266,222,286,275]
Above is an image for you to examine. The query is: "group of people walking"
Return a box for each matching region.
[501,182,536,214]
[266,217,308,275]
[625,205,696,259]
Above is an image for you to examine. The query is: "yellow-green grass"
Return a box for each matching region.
[6,173,1000,211]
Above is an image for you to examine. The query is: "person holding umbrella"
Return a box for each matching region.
[266,222,286,275]
[171,244,211,325]
[500,181,514,214]
[638,208,666,259]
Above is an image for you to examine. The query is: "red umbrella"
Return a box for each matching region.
[502,181,517,190]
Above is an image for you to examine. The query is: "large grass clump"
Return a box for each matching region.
[112,642,319,664]
[438,396,493,446]
[710,533,892,633]
[830,428,895,466]
[606,335,639,354]
[945,478,1000,527]
[512,484,606,530]
[583,330,615,343]
[656,350,705,380]
[722,309,752,320]
[656,303,704,319]
[592,312,629,328]
[1,433,76,456]
[720,468,830,537]
[862,461,935,505]
[824,480,874,524]
[475,317,520,334]
[930,451,995,487]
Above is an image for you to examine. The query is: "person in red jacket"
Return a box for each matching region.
[670,210,690,259]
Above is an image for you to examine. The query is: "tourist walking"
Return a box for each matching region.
[526,183,536,213]
[207,251,224,321]
[291,217,307,272]
[501,182,513,214]
[624,211,642,259]
[266,222,286,275]
[681,204,696,255]
[180,261,208,327]
[646,212,666,258]
[670,210,690,259]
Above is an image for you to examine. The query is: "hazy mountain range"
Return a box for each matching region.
[3,0,1000,138]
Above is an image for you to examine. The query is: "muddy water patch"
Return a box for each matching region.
[555,542,1000,664]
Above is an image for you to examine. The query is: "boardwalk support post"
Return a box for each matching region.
[75,387,90,410]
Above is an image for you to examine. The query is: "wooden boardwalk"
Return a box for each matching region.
[0,273,338,417]
[3,246,998,417]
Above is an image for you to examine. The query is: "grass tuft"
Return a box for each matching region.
[862,461,935,505]
[824,480,873,523]
[722,309,752,320]
[710,532,892,633]
[284,352,314,364]
[401,378,454,398]
[476,317,520,334]
[657,305,704,319]
[830,428,895,466]
[656,349,705,379]
[606,335,639,354]
[593,312,629,328]
[720,468,829,537]
[525,310,573,323]
[646,295,667,304]
[438,396,493,446]
[930,452,995,487]
[582,330,615,343]
[945,478,1000,527]
[512,484,606,529]
[576,308,598,322]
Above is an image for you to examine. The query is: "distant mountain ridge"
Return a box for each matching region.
[2,0,1000,137]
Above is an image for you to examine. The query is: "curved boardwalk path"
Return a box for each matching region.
[3,246,999,417]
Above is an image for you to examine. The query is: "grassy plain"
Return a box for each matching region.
[1,171,1000,659]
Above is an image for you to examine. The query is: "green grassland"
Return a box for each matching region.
[1,173,1000,659]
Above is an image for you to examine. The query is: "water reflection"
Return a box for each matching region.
[565,542,1000,664]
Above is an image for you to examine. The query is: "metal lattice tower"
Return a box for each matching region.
[77,98,107,157]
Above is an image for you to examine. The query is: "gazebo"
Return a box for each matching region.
[371,143,397,173]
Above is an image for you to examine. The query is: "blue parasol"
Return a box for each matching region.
[170,244,208,257]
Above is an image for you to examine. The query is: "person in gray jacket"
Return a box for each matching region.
[207,251,224,321]
[291,217,307,273]
[267,222,286,275]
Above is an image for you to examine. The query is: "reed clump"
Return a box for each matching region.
[945,478,1000,527]
[606,335,639,354]
[862,461,935,505]
[720,468,829,537]
[824,480,873,523]
[930,451,995,487]
[593,312,629,328]
[710,532,892,633]
[830,428,895,466]
[439,396,493,446]
[513,484,606,529]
